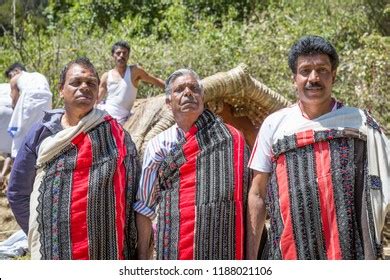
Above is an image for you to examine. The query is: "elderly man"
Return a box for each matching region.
[247,35,390,260]
[7,57,138,260]
[98,40,164,124]
[135,69,251,260]
[5,63,52,158]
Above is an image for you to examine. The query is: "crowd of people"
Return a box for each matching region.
[1,36,389,260]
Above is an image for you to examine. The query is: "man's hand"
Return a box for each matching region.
[136,213,154,259]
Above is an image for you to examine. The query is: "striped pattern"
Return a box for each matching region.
[134,124,183,218]
[267,128,376,259]
[156,110,250,259]
[36,118,138,259]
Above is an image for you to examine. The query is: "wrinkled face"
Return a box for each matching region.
[112,47,129,66]
[167,74,204,117]
[293,54,336,105]
[60,64,99,115]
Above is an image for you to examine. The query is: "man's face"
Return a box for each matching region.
[293,54,336,105]
[112,47,129,66]
[60,64,99,114]
[7,68,22,79]
[167,74,204,117]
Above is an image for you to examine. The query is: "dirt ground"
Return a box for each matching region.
[0,192,20,241]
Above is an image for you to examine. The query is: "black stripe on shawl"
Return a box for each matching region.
[87,121,119,259]
[122,131,138,260]
[267,165,284,260]
[194,111,240,259]
[284,144,327,259]
[157,143,183,260]
[37,146,77,259]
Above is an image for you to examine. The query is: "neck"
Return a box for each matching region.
[62,109,90,128]
[175,112,202,133]
[115,64,127,76]
[299,98,334,120]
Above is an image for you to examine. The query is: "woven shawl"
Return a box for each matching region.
[28,109,138,259]
[266,107,390,259]
[156,110,251,260]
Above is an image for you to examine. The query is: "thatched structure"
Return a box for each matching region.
[123,63,290,158]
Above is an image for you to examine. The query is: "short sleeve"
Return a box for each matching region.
[248,117,273,173]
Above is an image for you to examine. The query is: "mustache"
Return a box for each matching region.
[181,95,197,104]
[75,92,93,99]
[181,100,197,105]
[305,82,323,90]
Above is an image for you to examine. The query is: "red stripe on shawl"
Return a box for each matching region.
[277,154,297,259]
[70,132,91,260]
[109,118,127,260]
[178,125,199,260]
[296,130,314,148]
[226,125,245,260]
[314,141,342,260]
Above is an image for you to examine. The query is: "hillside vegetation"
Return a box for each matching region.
[0,0,389,130]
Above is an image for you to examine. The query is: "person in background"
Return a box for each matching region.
[5,63,52,158]
[97,40,164,124]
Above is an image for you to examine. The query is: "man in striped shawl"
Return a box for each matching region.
[134,69,251,259]
[7,57,138,259]
[247,35,390,260]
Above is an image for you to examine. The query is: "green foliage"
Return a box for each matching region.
[0,0,389,131]
[0,0,48,36]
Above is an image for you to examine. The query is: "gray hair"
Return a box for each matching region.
[165,69,203,99]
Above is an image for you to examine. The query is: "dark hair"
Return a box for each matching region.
[111,40,131,55]
[288,35,339,74]
[4,62,26,78]
[59,57,99,89]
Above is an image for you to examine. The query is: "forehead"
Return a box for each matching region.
[113,47,129,54]
[172,74,198,87]
[296,54,332,68]
[66,64,97,80]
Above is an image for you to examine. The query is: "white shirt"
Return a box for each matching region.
[249,101,340,172]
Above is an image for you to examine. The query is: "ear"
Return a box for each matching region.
[59,86,64,98]
[292,74,298,89]
[332,69,337,84]
[165,96,171,108]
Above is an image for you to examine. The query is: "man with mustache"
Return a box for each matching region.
[97,40,164,124]
[134,69,252,259]
[7,57,138,259]
[247,35,390,259]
